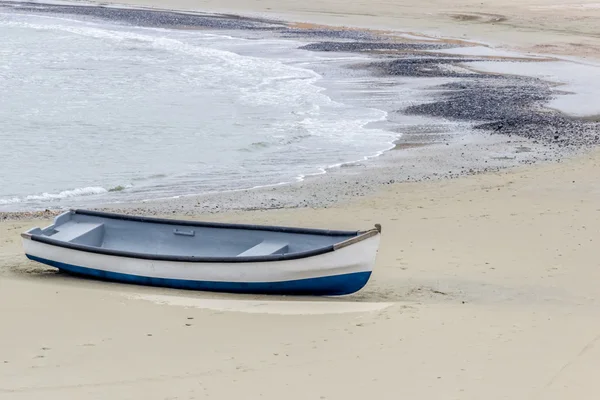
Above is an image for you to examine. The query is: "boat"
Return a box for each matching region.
[21,209,381,296]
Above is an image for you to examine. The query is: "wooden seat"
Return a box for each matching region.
[237,240,289,257]
[50,222,104,243]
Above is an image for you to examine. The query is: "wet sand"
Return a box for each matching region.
[2,0,600,398]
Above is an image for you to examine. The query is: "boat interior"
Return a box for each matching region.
[28,211,360,258]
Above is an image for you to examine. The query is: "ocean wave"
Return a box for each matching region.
[0,16,317,79]
[0,197,20,205]
[1,14,327,109]
[0,11,399,211]
[0,186,109,205]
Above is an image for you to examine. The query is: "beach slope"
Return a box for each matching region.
[2,148,600,398]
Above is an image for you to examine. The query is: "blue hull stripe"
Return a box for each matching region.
[26,255,371,296]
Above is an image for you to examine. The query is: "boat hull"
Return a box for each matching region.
[22,234,379,296]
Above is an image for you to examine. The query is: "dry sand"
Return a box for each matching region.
[3,148,600,398]
[2,0,600,398]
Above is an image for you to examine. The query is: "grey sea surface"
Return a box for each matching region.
[0,4,396,210]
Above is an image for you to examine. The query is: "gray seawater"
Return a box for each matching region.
[0,8,395,211]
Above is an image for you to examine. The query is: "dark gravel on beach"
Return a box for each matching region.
[0,209,62,222]
[371,57,499,78]
[399,74,600,147]
[299,42,452,52]
[281,29,378,40]
[0,1,287,29]
[305,40,600,146]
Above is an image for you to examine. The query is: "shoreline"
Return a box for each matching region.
[0,131,582,220]
[2,0,600,214]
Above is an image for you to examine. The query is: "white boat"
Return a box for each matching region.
[21,209,381,295]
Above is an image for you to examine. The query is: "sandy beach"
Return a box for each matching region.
[2,0,600,398]
[3,147,600,398]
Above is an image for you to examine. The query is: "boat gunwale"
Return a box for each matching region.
[21,209,381,263]
[72,209,361,236]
